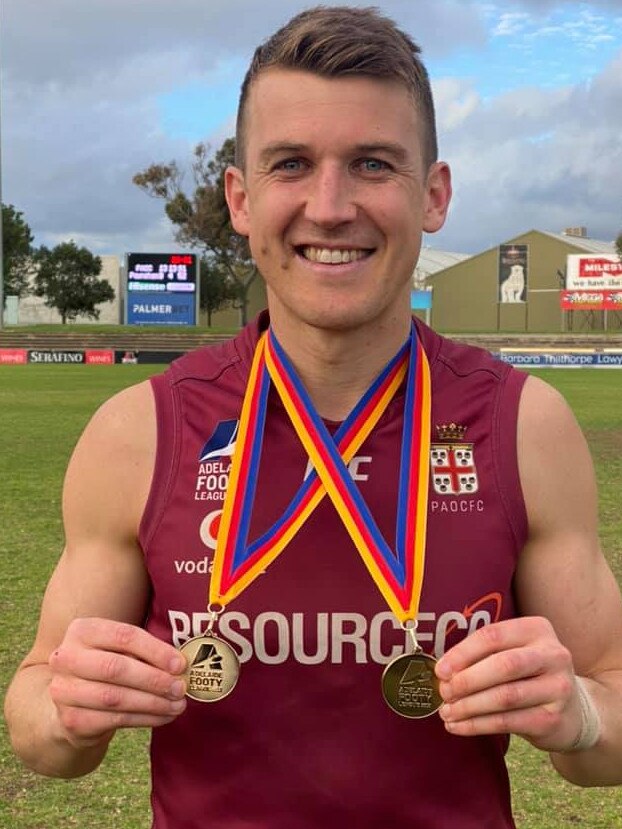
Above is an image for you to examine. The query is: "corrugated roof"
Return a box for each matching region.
[538,230,617,255]
[414,247,470,280]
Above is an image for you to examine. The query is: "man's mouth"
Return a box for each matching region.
[297,246,373,264]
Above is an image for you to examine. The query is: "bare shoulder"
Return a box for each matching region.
[63,379,157,543]
[518,372,583,444]
[18,379,159,664]
[517,373,597,539]
[514,375,622,675]
[81,377,155,444]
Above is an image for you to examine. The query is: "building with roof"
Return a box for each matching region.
[414,247,471,286]
[426,228,621,333]
[9,255,122,325]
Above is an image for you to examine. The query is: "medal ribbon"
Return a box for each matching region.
[210,331,409,606]
[264,326,431,622]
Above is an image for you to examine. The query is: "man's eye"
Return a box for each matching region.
[358,158,390,173]
[275,159,304,172]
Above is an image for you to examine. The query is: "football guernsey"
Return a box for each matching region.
[141,313,528,829]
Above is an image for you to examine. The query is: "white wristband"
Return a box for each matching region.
[563,676,601,753]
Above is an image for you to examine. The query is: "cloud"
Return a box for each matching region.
[432,50,622,252]
[4,0,487,91]
[433,79,483,134]
[493,12,532,36]
[514,0,622,9]
[1,0,621,259]
[1,0,487,252]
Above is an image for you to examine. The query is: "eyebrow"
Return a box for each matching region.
[257,141,410,166]
[352,143,410,163]
[258,143,307,166]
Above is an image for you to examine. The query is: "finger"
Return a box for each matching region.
[50,674,188,718]
[439,671,573,724]
[436,617,557,679]
[65,618,186,674]
[49,646,187,700]
[439,639,571,703]
[439,703,565,743]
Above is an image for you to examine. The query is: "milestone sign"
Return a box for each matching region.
[562,254,622,312]
[125,253,199,325]
[566,254,622,291]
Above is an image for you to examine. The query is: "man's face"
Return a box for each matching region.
[226,68,451,336]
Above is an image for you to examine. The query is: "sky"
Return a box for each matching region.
[2,0,621,260]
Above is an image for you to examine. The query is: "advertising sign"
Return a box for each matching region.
[566,254,622,291]
[498,350,622,368]
[498,244,528,303]
[85,350,115,364]
[560,289,622,311]
[0,349,28,364]
[28,350,85,364]
[126,253,199,325]
[0,348,181,366]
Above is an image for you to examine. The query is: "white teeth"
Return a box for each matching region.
[301,247,367,264]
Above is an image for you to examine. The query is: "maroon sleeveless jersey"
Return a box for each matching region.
[141,313,528,829]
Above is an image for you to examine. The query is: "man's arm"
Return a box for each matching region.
[4,381,187,779]
[436,374,622,785]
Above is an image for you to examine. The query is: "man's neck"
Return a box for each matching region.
[269,315,412,421]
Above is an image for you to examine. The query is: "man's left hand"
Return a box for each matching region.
[436,616,584,752]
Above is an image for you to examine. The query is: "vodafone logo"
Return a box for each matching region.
[200,510,222,550]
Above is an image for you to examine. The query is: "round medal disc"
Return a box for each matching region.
[381,651,442,719]
[179,634,240,703]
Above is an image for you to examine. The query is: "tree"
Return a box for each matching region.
[200,258,238,326]
[133,137,258,326]
[2,203,36,303]
[34,241,114,324]
[616,231,622,261]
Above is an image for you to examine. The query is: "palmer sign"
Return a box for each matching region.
[125,252,199,325]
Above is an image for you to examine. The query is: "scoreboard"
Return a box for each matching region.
[125,253,199,325]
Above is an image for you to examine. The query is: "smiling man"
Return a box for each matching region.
[5,6,622,829]
[229,72,444,316]
[225,66,450,419]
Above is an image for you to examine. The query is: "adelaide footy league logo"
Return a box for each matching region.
[199,419,239,462]
[430,423,478,496]
[195,420,238,504]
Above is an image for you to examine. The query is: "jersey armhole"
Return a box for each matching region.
[138,372,181,553]
[493,367,529,558]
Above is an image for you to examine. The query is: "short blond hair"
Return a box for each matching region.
[235,5,438,170]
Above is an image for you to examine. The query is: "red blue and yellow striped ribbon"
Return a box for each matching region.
[210,324,430,623]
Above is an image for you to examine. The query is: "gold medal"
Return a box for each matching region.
[179,633,240,703]
[381,650,442,719]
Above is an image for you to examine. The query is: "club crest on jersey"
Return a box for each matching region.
[430,423,478,496]
[199,419,239,462]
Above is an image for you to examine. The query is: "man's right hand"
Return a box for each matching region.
[48,618,188,748]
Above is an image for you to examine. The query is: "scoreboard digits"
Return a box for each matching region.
[126,253,199,325]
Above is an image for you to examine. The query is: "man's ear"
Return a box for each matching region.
[224,165,250,237]
[423,161,452,234]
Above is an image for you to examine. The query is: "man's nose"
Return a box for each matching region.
[303,165,357,227]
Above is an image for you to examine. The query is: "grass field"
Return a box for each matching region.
[0,365,621,828]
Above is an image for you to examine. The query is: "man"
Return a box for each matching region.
[5,6,622,828]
